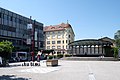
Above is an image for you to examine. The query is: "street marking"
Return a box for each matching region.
[19,67,60,73]
[87,64,96,80]
[89,73,96,80]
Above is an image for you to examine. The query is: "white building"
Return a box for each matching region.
[44,23,75,55]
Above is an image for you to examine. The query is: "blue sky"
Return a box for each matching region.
[0,0,120,40]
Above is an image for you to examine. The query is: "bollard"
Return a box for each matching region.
[30,62,32,66]
[24,62,26,66]
[27,63,29,66]
[38,62,40,66]
[35,63,37,66]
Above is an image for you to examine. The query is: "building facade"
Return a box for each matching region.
[69,37,114,57]
[44,23,75,54]
[0,7,44,51]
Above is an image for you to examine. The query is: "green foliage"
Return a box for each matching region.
[115,39,120,48]
[57,54,63,58]
[113,47,118,58]
[47,54,64,59]
[48,55,54,59]
[47,55,57,59]
[65,54,72,57]
[0,41,14,59]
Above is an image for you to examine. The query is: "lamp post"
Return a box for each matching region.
[31,20,35,61]
[27,16,36,61]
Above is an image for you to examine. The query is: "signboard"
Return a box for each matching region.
[35,42,38,47]
[35,31,37,40]
[39,42,41,48]
[27,39,31,45]
[27,24,32,29]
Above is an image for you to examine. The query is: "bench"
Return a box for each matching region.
[46,59,58,66]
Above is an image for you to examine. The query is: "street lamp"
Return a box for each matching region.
[31,20,35,61]
[27,16,35,62]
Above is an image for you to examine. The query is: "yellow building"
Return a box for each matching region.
[44,23,75,55]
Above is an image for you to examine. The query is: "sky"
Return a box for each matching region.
[0,0,120,40]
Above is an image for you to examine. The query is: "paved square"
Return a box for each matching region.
[0,60,120,80]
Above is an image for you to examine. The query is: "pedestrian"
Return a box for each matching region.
[37,50,42,62]
[0,57,2,64]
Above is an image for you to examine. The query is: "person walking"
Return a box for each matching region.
[37,50,42,62]
[0,57,2,64]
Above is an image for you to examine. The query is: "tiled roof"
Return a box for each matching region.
[44,23,71,32]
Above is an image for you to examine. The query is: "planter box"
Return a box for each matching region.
[46,59,58,66]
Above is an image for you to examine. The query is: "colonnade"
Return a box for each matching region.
[70,45,105,55]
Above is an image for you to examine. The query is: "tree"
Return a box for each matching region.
[115,39,120,48]
[0,41,14,66]
[113,47,118,58]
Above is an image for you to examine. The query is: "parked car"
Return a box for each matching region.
[9,57,17,63]
[10,52,31,62]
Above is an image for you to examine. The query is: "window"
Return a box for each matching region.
[69,35,70,38]
[47,35,50,39]
[52,35,55,39]
[19,19,22,24]
[66,34,68,38]
[4,14,7,20]
[57,46,61,49]
[63,40,64,44]
[69,30,70,33]
[10,16,13,21]
[0,13,2,18]
[57,34,61,38]
[62,34,64,38]
[58,31,60,34]
[57,41,61,44]
[0,30,3,35]
[66,40,67,44]
[47,32,50,34]
[69,40,70,43]
[63,46,64,49]
[3,30,7,36]
[47,46,50,49]
[13,17,15,22]
[47,41,50,44]
[16,18,19,23]
[15,18,17,22]
[52,32,55,34]
[66,45,68,49]
[52,46,55,49]
[52,41,55,44]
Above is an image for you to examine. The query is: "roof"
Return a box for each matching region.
[44,23,71,32]
[69,39,113,46]
[99,37,115,43]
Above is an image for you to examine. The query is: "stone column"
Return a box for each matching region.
[102,45,104,55]
[75,46,77,55]
[90,45,92,54]
[71,46,73,56]
[94,45,96,54]
[83,45,84,54]
[98,45,99,54]
[79,46,81,54]
[86,45,88,53]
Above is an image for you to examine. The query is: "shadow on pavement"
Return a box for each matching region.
[0,75,31,80]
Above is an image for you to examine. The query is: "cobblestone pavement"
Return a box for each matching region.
[0,60,120,80]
